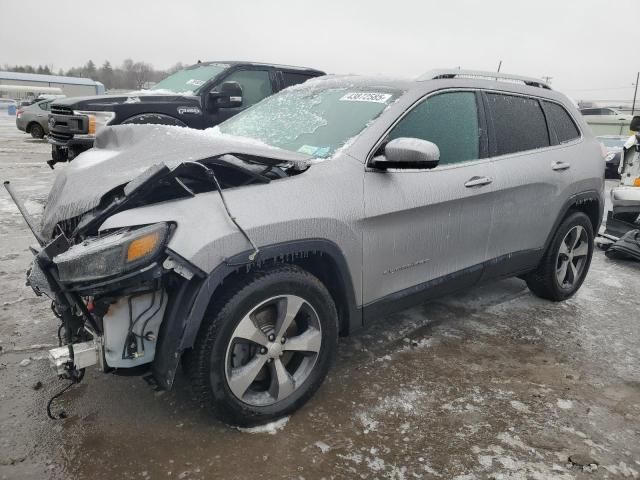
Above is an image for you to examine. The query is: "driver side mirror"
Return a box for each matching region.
[207,81,243,111]
[630,115,640,132]
[372,137,440,170]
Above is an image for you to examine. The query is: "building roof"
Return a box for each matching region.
[0,71,102,87]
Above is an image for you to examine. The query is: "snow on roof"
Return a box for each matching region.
[0,71,103,87]
[202,61,324,73]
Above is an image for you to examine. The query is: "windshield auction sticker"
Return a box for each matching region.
[340,92,392,103]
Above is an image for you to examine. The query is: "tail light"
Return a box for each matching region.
[16,109,23,118]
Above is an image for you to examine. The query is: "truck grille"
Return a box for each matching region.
[49,130,74,142]
[50,105,74,116]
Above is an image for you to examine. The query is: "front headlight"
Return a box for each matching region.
[54,223,170,284]
[73,110,116,136]
[606,152,616,162]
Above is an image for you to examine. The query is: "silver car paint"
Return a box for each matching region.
[100,155,367,303]
[362,158,496,302]
[65,76,603,311]
[15,100,50,134]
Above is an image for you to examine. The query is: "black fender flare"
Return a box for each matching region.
[152,239,360,389]
[121,113,187,127]
[542,189,604,253]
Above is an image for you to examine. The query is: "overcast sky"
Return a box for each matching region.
[1,0,638,102]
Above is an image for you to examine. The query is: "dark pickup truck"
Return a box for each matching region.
[47,61,325,167]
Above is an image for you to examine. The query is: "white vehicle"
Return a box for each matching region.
[619,118,640,187]
[580,107,633,136]
[599,116,640,253]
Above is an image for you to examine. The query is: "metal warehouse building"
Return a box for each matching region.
[0,71,104,99]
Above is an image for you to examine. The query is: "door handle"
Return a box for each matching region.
[464,176,493,188]
[552,161,571,171]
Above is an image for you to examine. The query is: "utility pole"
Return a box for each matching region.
[497,60,502,73]
[632,71,639,116]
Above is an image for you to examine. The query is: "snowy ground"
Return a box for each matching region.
[0,114,639,480]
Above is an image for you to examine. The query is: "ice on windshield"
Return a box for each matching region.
[218,83,402,159]
[151,63,229,94]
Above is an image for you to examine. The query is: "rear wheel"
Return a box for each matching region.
[526,211,594,301]
[186,265,338,426]
[29,123,44,139]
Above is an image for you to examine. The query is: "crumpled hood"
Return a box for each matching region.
[41,124,309,238]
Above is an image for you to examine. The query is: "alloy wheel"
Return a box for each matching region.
[224,295,322,406]
[555,225,589,289]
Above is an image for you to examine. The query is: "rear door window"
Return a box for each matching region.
[543,101,580,144]
[388,91,480,165]
[486,93,549,155]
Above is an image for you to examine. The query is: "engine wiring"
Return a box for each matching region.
[122,288,165,360]
[183,161,260,264]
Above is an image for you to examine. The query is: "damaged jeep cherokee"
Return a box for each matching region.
[10,70,604,426]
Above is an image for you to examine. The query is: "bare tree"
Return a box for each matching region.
[132,62,153,90]
[167,62,185,75]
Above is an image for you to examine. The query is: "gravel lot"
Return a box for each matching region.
[0,115,639,480]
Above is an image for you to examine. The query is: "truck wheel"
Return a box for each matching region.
[526,211,594,301]
[50,146,68,163]
[29,123,44,139]
[186,265,338,426]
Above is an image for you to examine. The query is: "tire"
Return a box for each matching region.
[29,123,44,139]
[51,146,68,163]
[526,211,594,301]
[185,265,338,426]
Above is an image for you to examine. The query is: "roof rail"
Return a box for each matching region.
[417,69,552,90]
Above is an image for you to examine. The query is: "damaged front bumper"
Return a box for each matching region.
[49,339,104,376]
[599,186,640,252]
[25,224,186,382]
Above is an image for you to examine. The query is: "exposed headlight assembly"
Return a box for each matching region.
[73,110,116,136]
[54,223,170,284]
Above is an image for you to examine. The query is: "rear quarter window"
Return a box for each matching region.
[543,101,581,144]
[486,93,550,156]
[282,72,315,88]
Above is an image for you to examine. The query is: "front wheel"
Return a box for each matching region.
[526,211,594,301]
[186,265,338,426]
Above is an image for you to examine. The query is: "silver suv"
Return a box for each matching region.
[17,69,604,426]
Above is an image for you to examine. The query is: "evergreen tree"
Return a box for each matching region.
[85,60,97,78]
[99,60,114,89]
